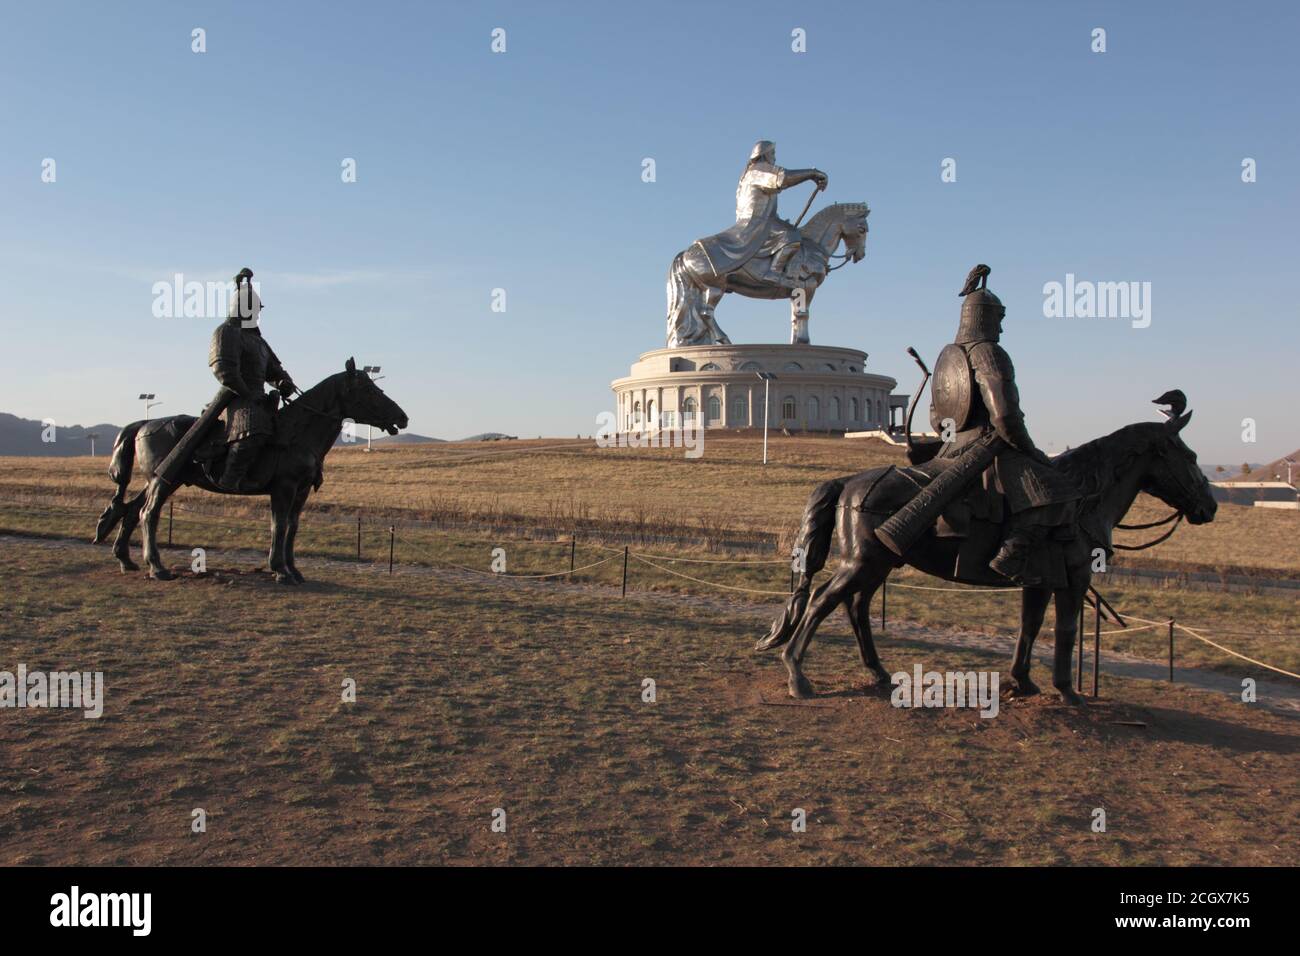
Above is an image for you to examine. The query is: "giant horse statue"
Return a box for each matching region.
[94,359,408,583]
[757,389,1217,703]
[667,140,868,347]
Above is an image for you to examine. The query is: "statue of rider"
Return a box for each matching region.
[209,268,295,492]
[930,266,1081,585]
[694,140,827,285]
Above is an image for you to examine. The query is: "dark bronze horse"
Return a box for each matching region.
[94,358,408,583]
[757,396,1217,703]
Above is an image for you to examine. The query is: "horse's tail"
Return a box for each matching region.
[756,477,847,651]
[95,421,144,542]
[666,251,703,345]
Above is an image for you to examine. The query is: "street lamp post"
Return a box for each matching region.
[138,393,160,421]
[755,372,777,465]
[362,366,385,451]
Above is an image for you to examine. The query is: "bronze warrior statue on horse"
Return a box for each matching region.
[757,265,1218,703]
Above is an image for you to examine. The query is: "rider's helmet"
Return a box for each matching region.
[749,140,776,165]
[956,287,1005,344]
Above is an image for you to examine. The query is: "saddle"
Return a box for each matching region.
[897,445,1075,588]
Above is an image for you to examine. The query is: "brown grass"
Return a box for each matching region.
[0,541,1295,866]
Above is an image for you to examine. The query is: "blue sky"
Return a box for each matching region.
[2,0,1295,462]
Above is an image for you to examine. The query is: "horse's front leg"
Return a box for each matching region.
[283,485,310,584]
[268,485,294,584]
[1010,586,1050,696]
[1051,587,1087,706]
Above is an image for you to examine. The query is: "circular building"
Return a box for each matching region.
[611,343,898,433]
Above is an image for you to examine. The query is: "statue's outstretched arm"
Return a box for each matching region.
[781,168,828,190]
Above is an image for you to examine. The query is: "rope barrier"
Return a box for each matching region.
[594,543,786,565]
[886,581,1019,594]
[628,552,790,596]
[1119,612,1300,680]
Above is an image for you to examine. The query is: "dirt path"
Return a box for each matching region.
[10,531,1297,715]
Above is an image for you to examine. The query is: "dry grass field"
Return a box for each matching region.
[0,540,1295,866]
[1,436,1297,866]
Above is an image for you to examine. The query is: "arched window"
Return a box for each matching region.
[823,363,837,371]
[783,362,803,371]
[647,400,656,429]
[633,400,642,425]
[830,396,841,421]
[782,396,796,421]
[877,400,884,424]
[731,397,747,424]
[739,361,763,371]
[850,398,859,422]
[707,395,721,422]
[683,397,697,424]
[807,396,820,422]
[700,362,721,371]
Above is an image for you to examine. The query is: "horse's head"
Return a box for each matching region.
[841,202,869,263]
[338,357,409,435]
[1138,394,1217,525]
[804,202,869,264]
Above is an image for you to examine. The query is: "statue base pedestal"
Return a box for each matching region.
[611,343,898,434]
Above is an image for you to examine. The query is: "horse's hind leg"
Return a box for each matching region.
[1010,586,1049,696]
[846,573,891,685]
[112,491,146,572]
[782,563,858,699]
[140,479,177,580]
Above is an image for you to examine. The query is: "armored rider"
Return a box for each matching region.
[931,265,1081,585]
[209,268,295,491]
[694,140,827,284]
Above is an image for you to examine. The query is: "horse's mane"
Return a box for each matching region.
[1054,421,1165,499]
[803,201,869,238]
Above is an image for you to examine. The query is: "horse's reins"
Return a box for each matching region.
[1112,510,1184,551]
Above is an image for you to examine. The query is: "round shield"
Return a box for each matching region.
[929,343,972,433]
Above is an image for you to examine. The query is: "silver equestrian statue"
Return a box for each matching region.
[666,140,869,347]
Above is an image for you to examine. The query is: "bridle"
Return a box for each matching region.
[1112,436,1198,550]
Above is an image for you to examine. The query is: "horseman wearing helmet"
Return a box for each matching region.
[929,265,1081,585]
[208,268,296,491]
[692,140,828,286]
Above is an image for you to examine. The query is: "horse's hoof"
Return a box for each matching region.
[118,560,139,573]
[149,567,175,581]
[869,665,893,685]
[1055,686,1088,707]
[290,569,306,584]
[755,631,784,652]
[1010,676,1041,697]
[788,675,816,700]
[275,572,297,585]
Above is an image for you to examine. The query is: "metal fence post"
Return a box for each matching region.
[1168,619,1175,682]
[1093,599,1101,698]
[388,525,395,574]
[621,546,629,597]
[167,501,173,546]
[881,579,887,633]
[570,536,576,573]
[1077,604,1085,692]
[357,514,362,560]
